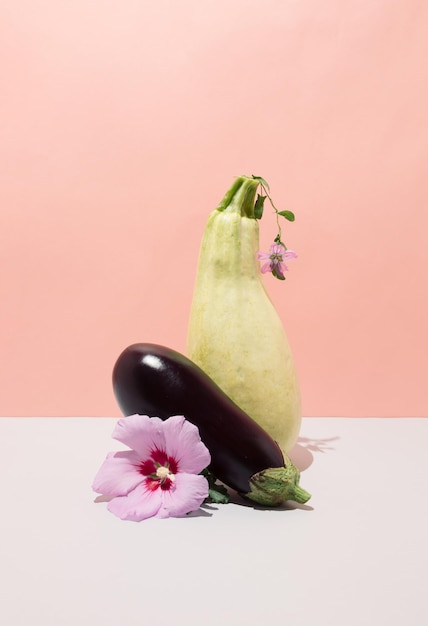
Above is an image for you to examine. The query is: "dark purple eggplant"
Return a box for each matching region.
[112,343,310,506]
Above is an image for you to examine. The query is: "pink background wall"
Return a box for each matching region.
[1,0,427,417]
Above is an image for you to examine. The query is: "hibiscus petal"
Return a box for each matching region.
[112,414,166,459]
[283,249,298,260]
[92,450,144,497]
[107,481,163,521]
[162,415,211,474]
[156,473,209,518]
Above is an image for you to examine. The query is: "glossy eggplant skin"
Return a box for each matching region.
[112,343,285,494]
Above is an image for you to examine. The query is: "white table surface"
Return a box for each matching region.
[0,417,426,626]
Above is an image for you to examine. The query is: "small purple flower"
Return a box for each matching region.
[92,414,211,521]
[257,243,297,280]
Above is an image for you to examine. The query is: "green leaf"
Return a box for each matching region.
[251,175,270,192]
[254,194,266,219]
[208,487,230,504]
[201,468,230,504]
[278,210,295,222]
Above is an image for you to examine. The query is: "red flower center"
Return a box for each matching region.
[139,448,178,491]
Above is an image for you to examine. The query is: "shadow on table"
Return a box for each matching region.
[210,490,314,512]
[289,435,340,471]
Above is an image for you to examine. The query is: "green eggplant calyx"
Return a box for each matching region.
[243,460,311,507]
[216,175,260,219]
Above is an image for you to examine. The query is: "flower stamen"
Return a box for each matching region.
[156,465,175,483]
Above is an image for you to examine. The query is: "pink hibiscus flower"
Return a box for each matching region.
[257,243,297,280]
[92,414,211,521]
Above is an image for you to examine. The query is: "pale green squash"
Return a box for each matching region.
[187,175,301,454]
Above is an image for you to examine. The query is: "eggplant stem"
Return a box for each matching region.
[244,462,311,507]
[289,484,312,504]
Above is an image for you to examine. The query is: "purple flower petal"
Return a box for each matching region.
[112,414,166,459]
[155,473,209,518]
[92,450,145,497]
[260,261,272,274]
[274,265,286,279]
[107,481,163,521]
[271,243,286,255]
[257,251,271,260]
[162,415,211,474]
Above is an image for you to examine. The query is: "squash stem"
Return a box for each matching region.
[216,175,260,218]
